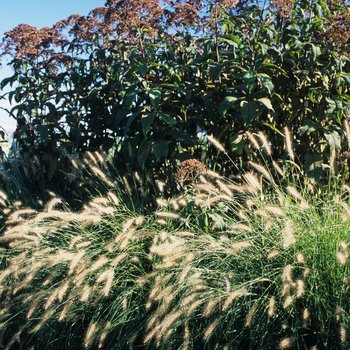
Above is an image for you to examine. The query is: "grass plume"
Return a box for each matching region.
[0,134,349,350]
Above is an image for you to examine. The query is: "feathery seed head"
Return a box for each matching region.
[340,241,348,251]
[273,160,285,177]
[282,221,296,249]
[178,264,191,284]
[230,241,252,252]
[27,294,43,319]
[91,166,114,187]
[222,289,249,311]
[45,197,62,212]
[68,251,85,275]
[267,297,275,317]
[283,295,294,309]
[296,252,305,263]
[336,251,348,265]
[76,241,91,249]
[257,131,272,155]
[339,324,347,344]
[246,131,260,150]
[207,135,226,153]
[282,264,294,284]
[286,185,302,201]
[96,269,114,296]
[244,172,261,193]
[202,298,220,317]
[107,191,120,206]
[231,223,253,233]
[186,299,203,316]
[203,319,219,341]
[156,180,166,192]
[284,127,294,161]
[0,190,7,201]
[302,308,311,328]
[110,253,127,267]
[156,198,168,207]
[122,176,132,194]
[216,179,233,197]
[80,285,92,302]
[296,279,305,298]
[84,322,99,348]
[344,119,350,144]
[45,289,58,310]
[58,281,70,302]
[266,205,284,216]
[90,256,109,272]
[279,337,294,349]
[249,161,273,181]
[303,268,311,279]
[58,300,73,322]
[98,321,111,349]
[245,301,258,327]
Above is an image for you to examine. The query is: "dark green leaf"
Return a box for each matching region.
[159,113,177,125]
[1,76,16,90]
[169,130,193,145]
[323,127,341,150]
[125,88,138,110]
[304,152,323,181]
[124,112,140,136]
[257,73,274,95]
[153,140,169,160]
[240,100,259,127]
[219,38,238,47]
[36,125,49,147]
[149,88,162,111]
[258,63,288,76]
[229,133,245,155]
[42,151,57,181]
[219,96,238,117]
[300,119,320,136]
[310,43,321,62]
[141,113,155,136]
[138,63,147,76]
[210,63,227,82]
[138,141,151,169]
[242,71,257,95]
[257,97,274,112]
[114,109,129,130]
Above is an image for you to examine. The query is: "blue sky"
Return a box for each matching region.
[0,0,105,136]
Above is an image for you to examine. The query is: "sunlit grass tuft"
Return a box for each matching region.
[0,134,349,349]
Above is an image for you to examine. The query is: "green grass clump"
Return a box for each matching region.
[0,134,349,349]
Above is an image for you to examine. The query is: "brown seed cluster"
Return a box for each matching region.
[271,0,294,18]
[174,159,207,183]
[0,0,239,64]
[315,9,350,53]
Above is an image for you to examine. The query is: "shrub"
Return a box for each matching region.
[2,0,350,203]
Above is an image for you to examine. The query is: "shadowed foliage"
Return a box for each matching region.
[2,1,350,206]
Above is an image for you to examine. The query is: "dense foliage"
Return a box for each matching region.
[2,0,350,203]
[0,2,350,348]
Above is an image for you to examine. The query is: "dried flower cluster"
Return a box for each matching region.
[0,0,240,63]
[174,159,207,183]
[2,24,62,60]
[271,0,294,18]
[92,0,164,38]
[315,10,350,53]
